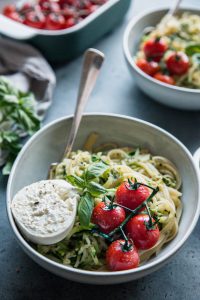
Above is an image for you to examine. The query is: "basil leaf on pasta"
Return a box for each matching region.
[66,175,85,189]
[185,44,200,56]
[86,181,108,197]
[85,161,109,181]
[78,192,94,226]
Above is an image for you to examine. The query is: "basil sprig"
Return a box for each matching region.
[85,160,109,181]
[66,160,112,226]
[78,192,94,227]
[0,77,40,175]
[66,175,85,189]
[185,44,200,56]
[86,181,107,197]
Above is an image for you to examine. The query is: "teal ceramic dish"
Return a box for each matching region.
[0,0,131,63]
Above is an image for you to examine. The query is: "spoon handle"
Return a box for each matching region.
[167,0,182,18]
[63,48,105,158]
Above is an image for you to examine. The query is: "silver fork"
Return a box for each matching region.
[48,48,105,179]
[143,0,183,35]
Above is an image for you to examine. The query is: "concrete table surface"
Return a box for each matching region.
[1,0,200,299]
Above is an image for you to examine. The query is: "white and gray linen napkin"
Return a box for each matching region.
[0,36,56,167]
[0,36,56,116]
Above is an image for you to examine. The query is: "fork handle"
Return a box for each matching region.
[63,48,105,158]
[167,0,182,18]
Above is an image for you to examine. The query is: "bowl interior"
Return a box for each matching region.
[126,8,200,61]
[7,114,200,280]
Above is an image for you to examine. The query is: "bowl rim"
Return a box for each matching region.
[123,6,200,94]
[7,113,200,278]
[1,0,122,36]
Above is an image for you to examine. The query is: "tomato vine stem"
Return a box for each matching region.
[92,184,159,241]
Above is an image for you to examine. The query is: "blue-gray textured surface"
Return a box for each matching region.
[1,0,200,299]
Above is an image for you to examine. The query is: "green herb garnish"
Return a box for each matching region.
[0,77,40,175]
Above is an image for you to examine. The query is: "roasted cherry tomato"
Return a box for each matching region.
[166,52,190,75]
[45,13,65,30]
[91,202,126,234]
[106,240,140,271]
[136,58,160,76]
[143,37,167,62]
[115,181,150,210]
[19,3,37,14]
[62,7,77,19]
[65,0,79,6]
[125,214,160,250]
[153,72,175,85]
[3,4,16,16]
[39,1,60,13]
[64,17,76,28]
[24,11,46,29]
[58,0,72,7]
[87,4,99,13]
[5,11,23,23]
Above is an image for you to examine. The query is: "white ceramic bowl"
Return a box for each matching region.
[123,7,200,110]
[7,114,200,284]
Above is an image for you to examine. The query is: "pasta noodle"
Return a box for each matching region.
[50,141,182,268]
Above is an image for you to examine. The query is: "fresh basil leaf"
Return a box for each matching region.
[66,175,85,189]
[91,154,100,162]
[0,76,41,176]
[129,151,136,156]
[85,161,109,181]
[185,44,200,56]
[1,131,22,155]
[2,160,13,175]
[78,192,94,226]
[86,181,108,197]
[2,94,19,104]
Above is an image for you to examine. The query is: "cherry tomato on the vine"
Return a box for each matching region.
[143,37,167,62]
[153,72,175,85]
[125,214,160,250]
[166,52,190,75]
[115,181,150,210]
[136,58,160,76]
[106,239,140,271]
[91,202,126,234]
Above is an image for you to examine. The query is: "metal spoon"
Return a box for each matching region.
[143,0,183,35]
[48,48,105,179]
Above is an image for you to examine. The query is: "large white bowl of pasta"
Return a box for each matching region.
[123,7,200,110]
[7,114,200,284]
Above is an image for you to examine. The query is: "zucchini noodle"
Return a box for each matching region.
[38,137,182,270]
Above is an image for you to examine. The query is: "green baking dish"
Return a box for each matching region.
[0,0,131,63]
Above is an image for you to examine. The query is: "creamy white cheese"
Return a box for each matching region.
[11,180,79,243]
